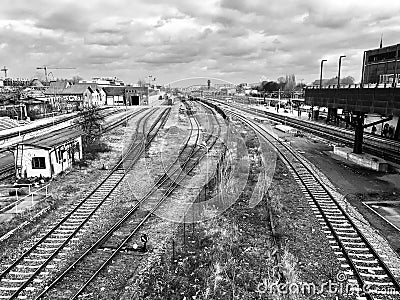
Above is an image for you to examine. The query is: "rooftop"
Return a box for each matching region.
[19,127,82,149]
[102,86,126,96]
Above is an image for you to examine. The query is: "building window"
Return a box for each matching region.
[32,157,46,169]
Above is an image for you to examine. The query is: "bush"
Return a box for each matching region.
[84,141,111,160]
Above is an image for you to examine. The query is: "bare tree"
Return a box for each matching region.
[71,75,83,84]
[75,107,105,148]
[312,76,355,86]
[137,78,146,87]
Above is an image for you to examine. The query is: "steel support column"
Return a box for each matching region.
[353,112,364,154]
[394,117,400,140]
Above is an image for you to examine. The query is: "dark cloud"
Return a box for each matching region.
[35,7,91,33]
[1,0,400,84]
[303,12,352,29]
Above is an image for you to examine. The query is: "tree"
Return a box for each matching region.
[295,82,306,90]
[75,107,105,149]
[137,78,146,87]
[312,76,355,87]
[71,75,83,84]
[284,74,296,91]
[277,76,286,90]
[340,76,355,85]
[260,81,280,92]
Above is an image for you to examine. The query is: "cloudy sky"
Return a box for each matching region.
[1,0,400,86]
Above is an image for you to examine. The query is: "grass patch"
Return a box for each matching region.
[83,140,111,160]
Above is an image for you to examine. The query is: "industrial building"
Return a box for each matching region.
[306,43,400,154]
[362,43,400,84]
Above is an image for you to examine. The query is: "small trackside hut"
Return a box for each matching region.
[14,129,83,179]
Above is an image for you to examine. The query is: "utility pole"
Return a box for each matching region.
[338,55,346,88]
[320,59,327,89]
[147,75,152,105]
[1,66,8,78]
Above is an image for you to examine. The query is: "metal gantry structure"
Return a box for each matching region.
[36,66,76,84]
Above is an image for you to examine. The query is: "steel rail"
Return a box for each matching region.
[35,101,221,299]
[210,98,400,163]
[0,108,167,300]
[223,106,400,300]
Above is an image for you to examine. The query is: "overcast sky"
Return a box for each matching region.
[1,0,400,86]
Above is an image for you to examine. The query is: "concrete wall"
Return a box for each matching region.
[16,146,52,178]
[107,95,124,106]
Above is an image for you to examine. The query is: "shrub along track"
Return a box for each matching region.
[0,107,170,300]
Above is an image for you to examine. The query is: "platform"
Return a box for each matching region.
[275,124,297,134]
[333,146,389,172]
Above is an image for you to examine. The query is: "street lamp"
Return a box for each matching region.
[338,55,346,88]
[147,75,152,105]
[320,59,327,89]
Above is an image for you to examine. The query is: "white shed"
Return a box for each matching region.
[15,129,83,179]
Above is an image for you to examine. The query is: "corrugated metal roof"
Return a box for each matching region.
[56,84,94,95]
[103,86,126,96]
[44,81,70,95]
[19,127,82,149]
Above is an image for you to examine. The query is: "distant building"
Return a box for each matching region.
[54,83,106,109]
[80,76,125,86]
[18,98,50,120]
[125,86,148,105]
[44,81,70,110]
[2,78,30,87]
[362,43,400,84]
[103,86,126,106]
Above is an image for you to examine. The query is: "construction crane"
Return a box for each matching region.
[36,65,76,85]
[1,66,8,78]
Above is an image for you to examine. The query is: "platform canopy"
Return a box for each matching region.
[19,128,82,150]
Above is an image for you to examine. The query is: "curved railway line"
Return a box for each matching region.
[218,103,400,300]
[0,107,170,300]
[209,98,400,164]
[33,100,223,299]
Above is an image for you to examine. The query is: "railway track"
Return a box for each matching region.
[31,101,223,299]
[0,107,171,300]
[0,107,115,143]
[209,98,400,164]
[220,104,400,299]
[0,163,13,181]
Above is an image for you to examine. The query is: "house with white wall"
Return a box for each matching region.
[15,128,83,179]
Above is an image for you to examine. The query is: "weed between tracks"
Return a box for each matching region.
[129,122,342,300]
